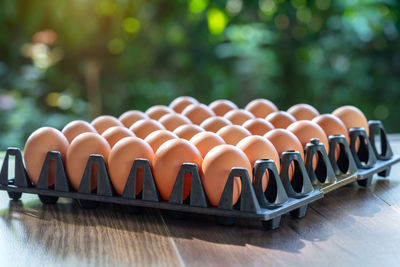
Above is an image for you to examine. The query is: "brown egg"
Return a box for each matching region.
[159,113,192,131]
[91,115,123,134]
[202,145,252,206]
[224,109,255,125]
[144,130,178,153]
[242,118,275,136]
[24,127,69,186]
[145,105,174,120]
[190,131,226,158]
[62,120,97,143]
[287,120,329,154]
[245,98,278,118]
[237,136,280,191]
[217,125,251,145]
[200,116,232,133]
[312,114,350,143]
[66,132,110,190]
[266,111,297,129]
[153,139,202,201]
[129,119,166,139]
[173,124,204,140]
[169,96,199,113]
[108,137,154,195]
[287,103,320,120]
[209,99,238,116]
[101,126,135,148]
[264,129,305,181]
[182,103,216,125]
[118,110,147,127]
[332,105,369,136]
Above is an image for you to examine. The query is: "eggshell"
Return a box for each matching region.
[182,103,216,125]
[312,114,350,143]
[66,132,111,190]
[287,120,329,154]
[91,115,123,134]
[144,130,178,152]
[266,111,296,129]
[159,113,192,131]
[173,124,204,140]
[24,127,69,186]
[101,126,135,148]
[313,114,350,161]
[108,137,154,195]
[332,105,369,136]
[129,119,166,139]
[245,99,278,118]
[287,103,320,120]
[237,136,280,191]
[217,125,251,145]
[169,96,199,113]
[264,129,304,181]
[153,139,202,201]
[209,99,238,116]
[200,116,232,133]
[224,109,255,125]
[62,120,97,143]
[242,118,275,136]
[145,105,174,120]
[118,110,147,127]
[190,131,226,158]
[202,145,252,206]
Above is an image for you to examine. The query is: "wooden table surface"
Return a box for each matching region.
[1,136,400,267]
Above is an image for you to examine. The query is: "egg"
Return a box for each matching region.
[217,125,251,145]
[264,129,304,180]
[145,105,174,120]
[287,103,320,120]
[245,99,278,118]
[200,116,232,133]
[173,124,204,140]
[264,111,296,129]
[66,132,111,190]
[202,145,252,206]
[24,127,69,186]
[332,105,369,136]
[129,119,166,139]
[209,99,238,116]
[287,120,329,154]
[182,103,216,125]
[108,137,154,195]
[118,110,147,128]
[169,96,199,113]
[101,126,135,148]
[144,130,178,152]
[242,118,275,136]
[159,113,192,131]
[91,115,123,134]
[190,131,226,158]
[237,136,280,191]
[224,109,255,125]
[312,114,350,143]
[62,120,97,143]
[153,139,202,201]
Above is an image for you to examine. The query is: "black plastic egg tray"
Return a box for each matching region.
[0,120,399,230]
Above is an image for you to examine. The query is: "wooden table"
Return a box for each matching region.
[1,136,400,267]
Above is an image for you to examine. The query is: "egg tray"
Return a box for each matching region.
[0,120,398,230]
[0,146,325,230]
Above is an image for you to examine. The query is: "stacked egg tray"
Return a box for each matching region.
[0,120,399,230]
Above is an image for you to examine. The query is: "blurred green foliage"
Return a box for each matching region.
[0,0,399,149]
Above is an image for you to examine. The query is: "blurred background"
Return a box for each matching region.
[0,0,399,149]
